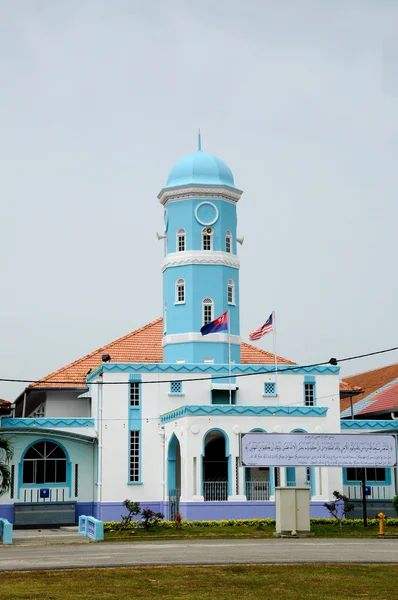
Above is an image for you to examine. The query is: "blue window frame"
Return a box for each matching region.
[129,430,140,483]
[128,374,142,484]
[130,382,140,407]
[304,376,316,406]
[263,382,277,396]
[169,381,183,395]
[345,467,389,484]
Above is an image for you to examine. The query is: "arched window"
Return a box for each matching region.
[202,227,213,251]
[175,278,185,304]
[227,279,235,305]
[202,297,214,325]
[176,229,186,252]
[22,441,67,485]
[225,230,232,253]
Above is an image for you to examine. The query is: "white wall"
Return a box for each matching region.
[45,390,90,418]
[95,367,341,503]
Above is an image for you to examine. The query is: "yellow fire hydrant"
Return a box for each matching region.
[377,512,386,536]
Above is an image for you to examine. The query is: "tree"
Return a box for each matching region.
[324,490,354,527]
[119,499,141,531]
[0,437,13,496]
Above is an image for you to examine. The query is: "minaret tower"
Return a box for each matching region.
[158,135,243,364]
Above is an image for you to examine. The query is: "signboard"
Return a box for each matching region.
[240,433,397,467]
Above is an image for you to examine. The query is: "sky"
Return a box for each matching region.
[1,0,398,401]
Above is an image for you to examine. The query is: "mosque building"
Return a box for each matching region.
[1,139,395,526]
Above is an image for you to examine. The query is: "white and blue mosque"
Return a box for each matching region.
[1,138,395,526]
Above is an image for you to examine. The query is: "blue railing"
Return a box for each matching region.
[79,515,104,542]
[0,518,13,545]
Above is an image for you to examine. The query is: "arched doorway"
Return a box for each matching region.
[167,434,181,519]
[202,429,230,501]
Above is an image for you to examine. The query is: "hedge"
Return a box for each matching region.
[103,517,398,531]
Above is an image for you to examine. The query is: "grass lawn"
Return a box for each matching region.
[1,564,396,600]
[103,523,398,542]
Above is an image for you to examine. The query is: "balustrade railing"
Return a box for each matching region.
[203,481,228,501]
[245,480,270,501]
[346,485,393,500]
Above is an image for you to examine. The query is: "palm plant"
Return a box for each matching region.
[0,438,13,496]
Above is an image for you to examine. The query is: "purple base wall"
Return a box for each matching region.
[0,500,334,524]
[94,501,333,522]
[94,501,167,522]
[0,505,14,523]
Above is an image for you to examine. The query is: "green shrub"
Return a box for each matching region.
[103,516,398,531]
[392,495,398,517]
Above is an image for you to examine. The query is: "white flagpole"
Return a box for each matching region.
[228,310,232,405]
[272,311,278,404]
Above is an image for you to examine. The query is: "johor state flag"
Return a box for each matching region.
[200,311,228,336]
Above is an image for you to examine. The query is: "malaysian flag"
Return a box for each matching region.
[249,313,273,341]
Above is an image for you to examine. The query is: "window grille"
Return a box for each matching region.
[264,382,276,396]
[304,383,315,406]
[175,278,185,303]
[202,298,214,325]
[235,457,239,494]
[10,465,14,499]
[22,441,67,485]
[130,382,140,407]
[346,467,387,482]
[74,464,79,497]
[129,431,140,483]
[202,229,212,250]
[177,229,186,252]
[225,231,232,253]
[227,279,234,304]
[170,381,182,394]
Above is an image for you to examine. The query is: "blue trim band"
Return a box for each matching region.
[87,363,339,382]
[341,420,398,430]
[160,404,328,423]
[1,418,95,429]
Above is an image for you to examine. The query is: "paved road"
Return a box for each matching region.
[1,539,398,571]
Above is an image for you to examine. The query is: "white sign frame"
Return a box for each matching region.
[240,433,397,468]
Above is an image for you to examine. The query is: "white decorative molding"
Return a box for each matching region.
[162,251,240,272]
[162,332,241,347]
[233,425,242,435]
[158,185,243,206]
[195,201,219,226]
[190,424,200,435]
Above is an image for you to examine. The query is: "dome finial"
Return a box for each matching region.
[198,129,202,152]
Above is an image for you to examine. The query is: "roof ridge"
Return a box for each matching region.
[32,318,163,386]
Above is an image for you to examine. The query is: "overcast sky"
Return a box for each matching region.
[1,0,398,401]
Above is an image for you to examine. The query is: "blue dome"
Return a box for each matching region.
[166,151,235,188]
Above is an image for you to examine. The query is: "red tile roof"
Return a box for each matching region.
[30,318,295,389]
[357,380,398,416]
[340,363,398,413]
[0,398,11,408]
[339,380,363,395]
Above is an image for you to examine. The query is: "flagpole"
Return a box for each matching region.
[228,309,232,405]
[272,311,278,405]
